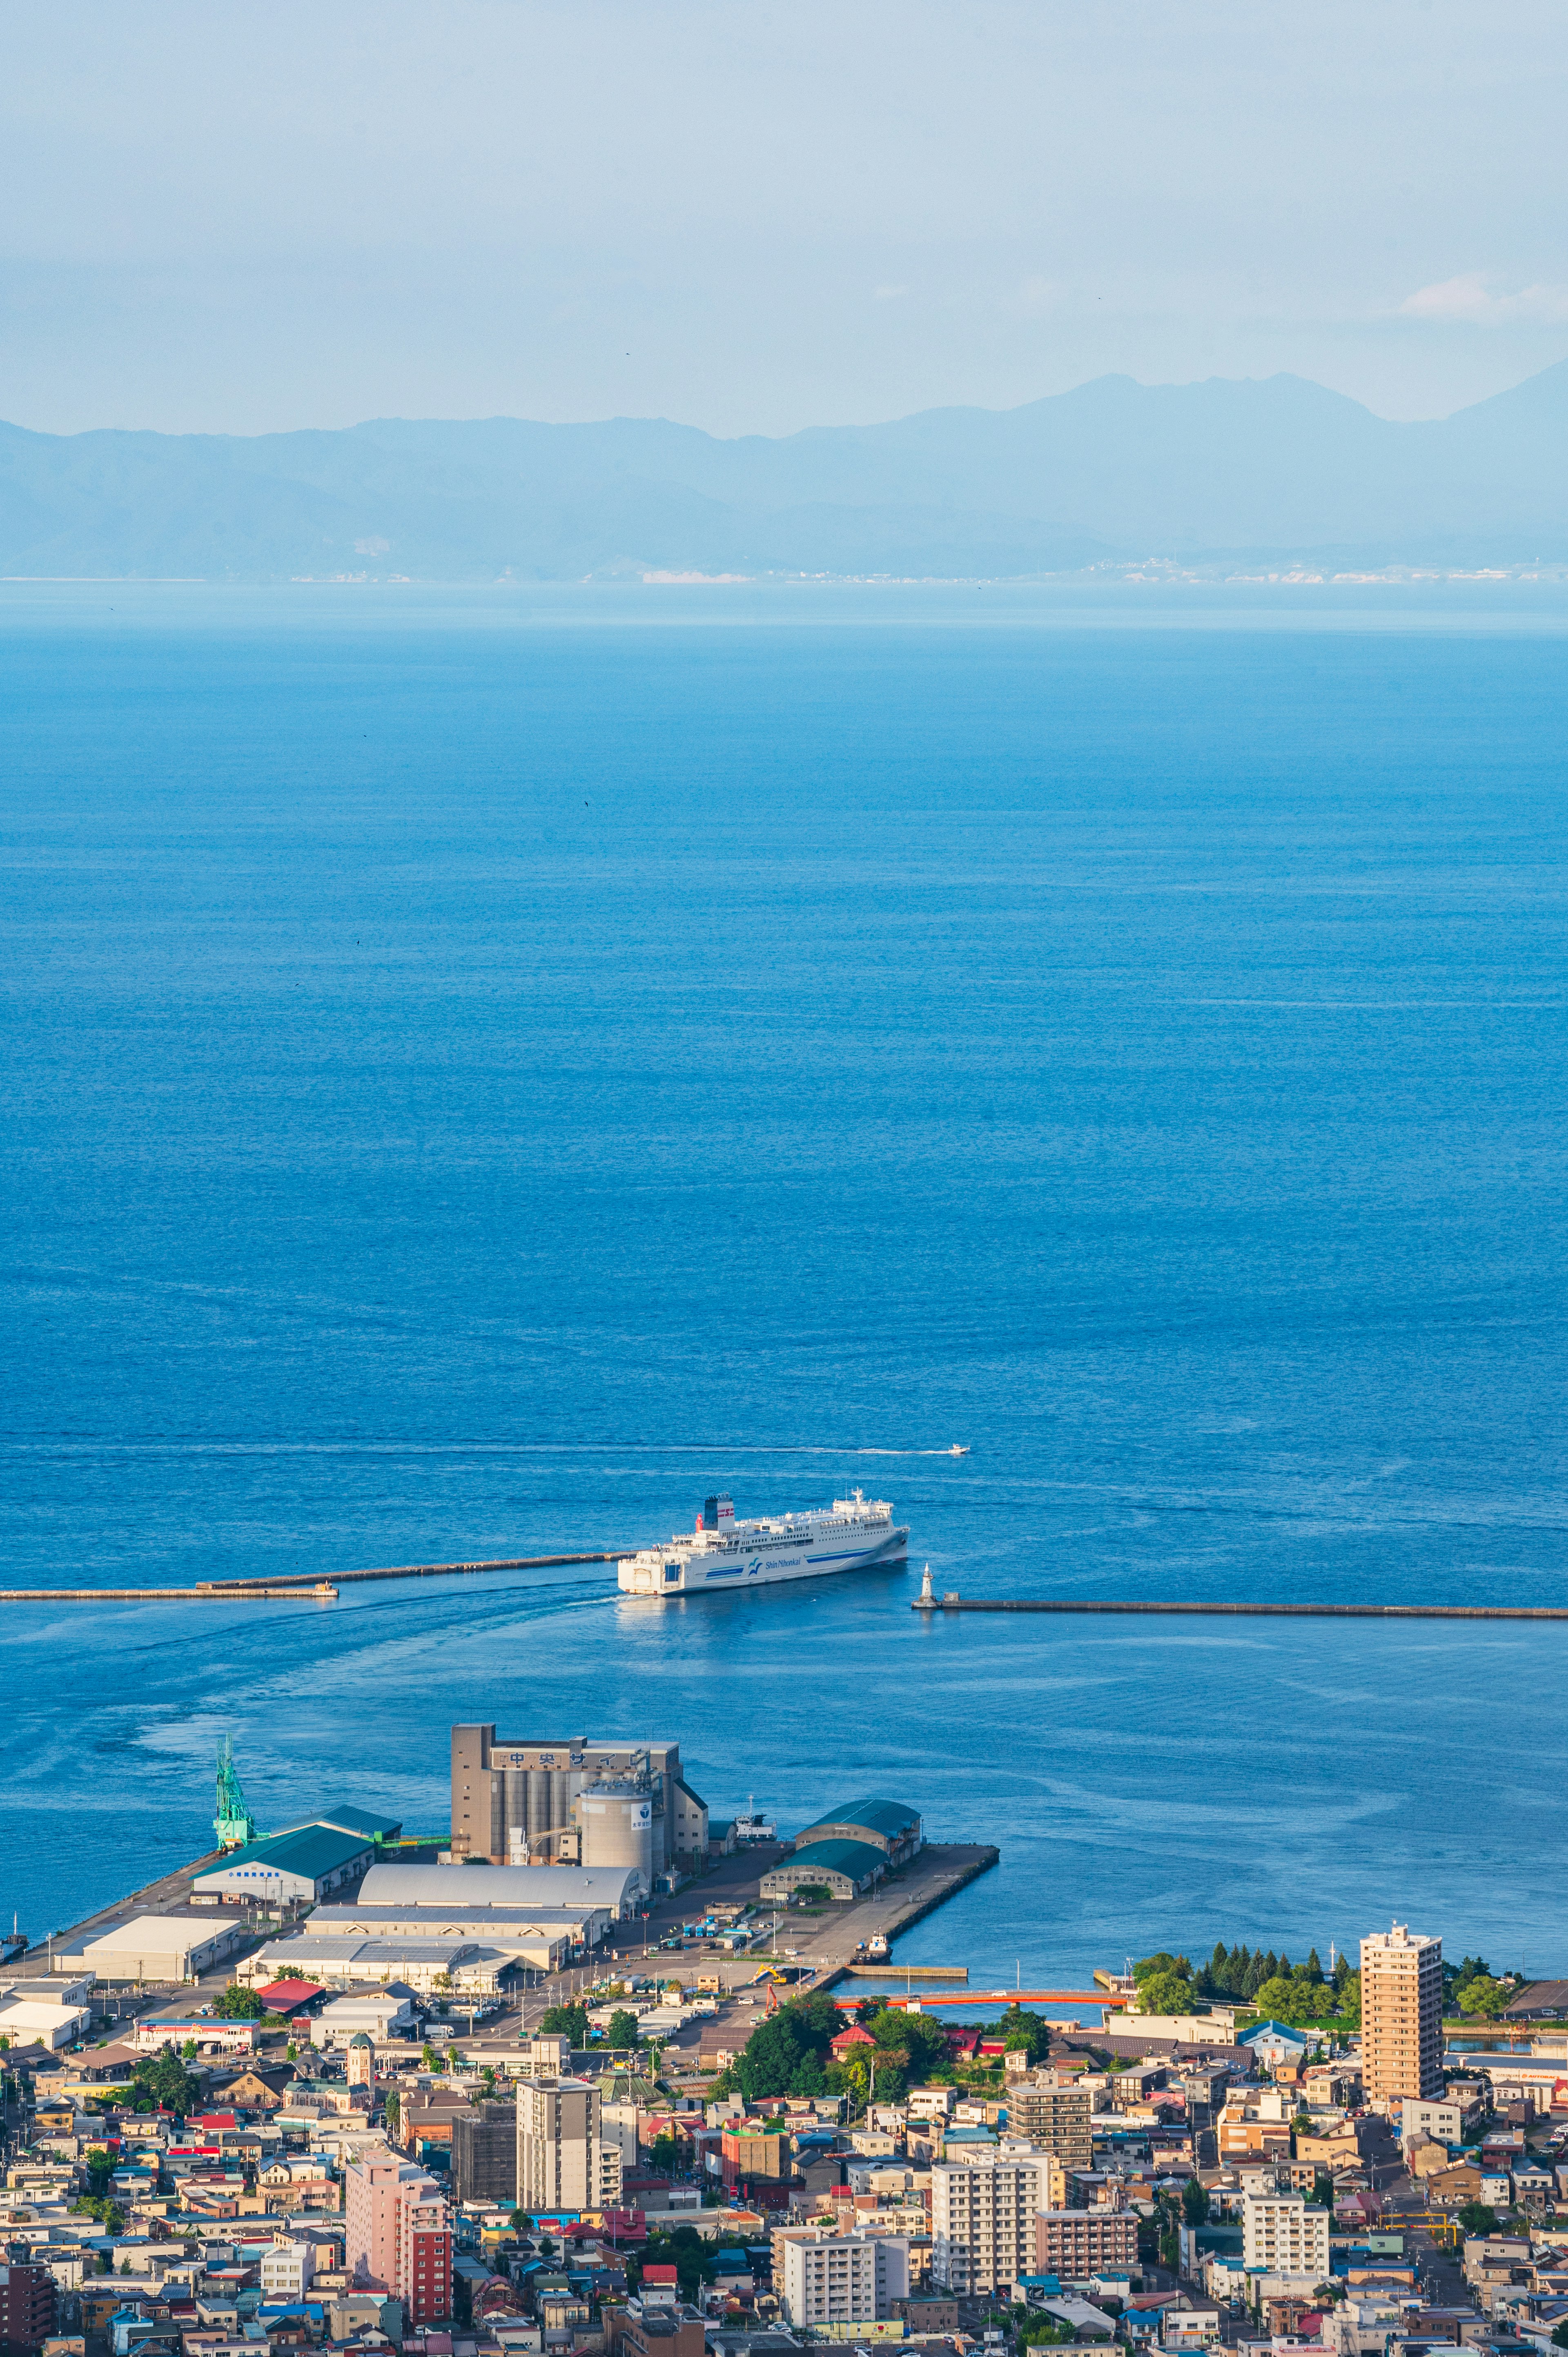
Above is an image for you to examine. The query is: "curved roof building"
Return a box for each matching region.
[795,1797,922,1861]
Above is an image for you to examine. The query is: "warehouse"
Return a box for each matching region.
[792,1798,923,1864]
[0,1994,91,2050]
[358,1860,640,1922]
[239,1931,515,1994]
[191,1821,378,1905]
[760,1838,889,1900]
[307,1903,572,1971]
[272,1802,404,1845]
[76,1911,249,1983]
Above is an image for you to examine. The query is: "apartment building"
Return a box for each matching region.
[344,2156,452,2326]
[259,2241,316,2301]
[1240,2194,1330,2278]
[1034,2208,1139,2277]
[780,2234,910,2328]
[1361,1925,1444,2103]
[931,2152,1056,2297]
[517,2076,621,2211]
[1007,2076,1093,2172]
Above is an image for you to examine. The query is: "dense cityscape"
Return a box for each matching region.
[1,1728,1566,2357]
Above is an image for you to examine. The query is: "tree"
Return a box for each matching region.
[1305,1950,1324,1983]
[540,2002,591,2045]
[383,2090,401,2131]
[1138,1970,1195,2018]
[1549,2322,1568,2350]
[84,2146,114,2195]
[996,2005,1051,2063]
[1456,2202,1498,2235]
[213,1984,266,2021]
[606,2009,642,2051]
[1182,2178,1209,2226]
[731,1989,842,2100]
[131,2048,200,2115]
[1134,1952,1190,1985]
[1454,1977,1510,2021]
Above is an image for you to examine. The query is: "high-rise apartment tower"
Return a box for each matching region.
[1360,1923,1443,2102]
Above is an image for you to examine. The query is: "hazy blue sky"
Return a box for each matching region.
[5,0,1566,438]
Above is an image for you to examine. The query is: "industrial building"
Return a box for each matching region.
[239,1931,513,1996]
[192,1820,380,1905]
[74,1911,249,1984]
[761,1795,922,1900]
[450,1727,706,1882]
[793,1798,923,1864]
[305,1902,572,1973]
[516,2075,622,2212]
[358,1860,641,1927]
[0,1985,91,2050]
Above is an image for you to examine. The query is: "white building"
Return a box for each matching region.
[1400,2099,1464,2148]
[239,1933,509,1995]
[0,1994,91,2050]
[76,1912,247,1983]
[260,2241,316,2300]
[314,1990,421,2045]
[305,1903,573,1972]
[931,2151,1056,2297]
[1241,2194,1330,2277]
[781,2233,909,2328]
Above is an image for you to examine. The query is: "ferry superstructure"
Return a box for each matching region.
[617,1490,908,1596]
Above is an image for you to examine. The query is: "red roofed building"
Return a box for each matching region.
[254,1978,325,2016]
[640,2266,679,2309]
[831,2026,875,2056]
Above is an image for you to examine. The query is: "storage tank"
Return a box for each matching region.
[578,1773,655,1895]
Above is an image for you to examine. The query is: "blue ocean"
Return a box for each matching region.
[3,581,1567,1985]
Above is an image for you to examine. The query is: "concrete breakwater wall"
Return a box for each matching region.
[0,1551,626,1604]
[915,1596,1568,1621]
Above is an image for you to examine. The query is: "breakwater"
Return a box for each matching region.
[0,1551,626,1605]
[913,1595,1568,1621]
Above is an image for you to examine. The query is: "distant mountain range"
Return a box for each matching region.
[3,363,1566,581]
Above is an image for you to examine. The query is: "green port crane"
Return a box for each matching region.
[214,1735,256,1850]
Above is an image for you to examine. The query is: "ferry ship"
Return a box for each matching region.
[617,1490,909,1596]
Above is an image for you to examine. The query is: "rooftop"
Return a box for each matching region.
[777,1837,888,1879]
[797,1797,920,1840]
[194,1824,375,1882]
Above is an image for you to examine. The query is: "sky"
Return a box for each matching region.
[4,0,1567,440]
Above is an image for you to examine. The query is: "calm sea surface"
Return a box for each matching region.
[3,582,1567,1983]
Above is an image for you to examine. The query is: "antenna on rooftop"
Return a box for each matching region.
[214,1734,257,1851]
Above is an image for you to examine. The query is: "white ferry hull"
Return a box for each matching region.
[618,1506,908,1597]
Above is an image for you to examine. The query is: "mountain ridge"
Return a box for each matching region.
[3,362,1566,580]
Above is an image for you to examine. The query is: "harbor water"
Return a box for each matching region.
[3,581,1567,1977]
